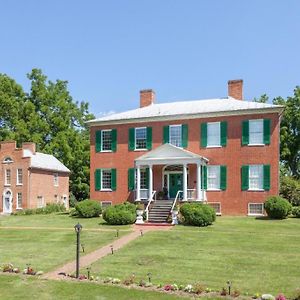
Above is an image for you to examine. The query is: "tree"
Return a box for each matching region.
[253,93,269,103]
[0,69,94,201]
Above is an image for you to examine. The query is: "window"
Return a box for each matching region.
[140,169,148,189]
[54,173,59,186]
[248,203,264,216]
[3,157,13,163]
[17,193,22,209]
[101,130,112,151]
[207,122,221,147]
[208,202,221,215]
[249,119,263,145]
[101,170,112,190]
[249,165,263,190]
[135,127,147,150]
[17,169,23,185]
[101,201,112,209]
[169,125,182,147]
[207,166,220,190]
[5,169,11,185]
[37,196,44,208]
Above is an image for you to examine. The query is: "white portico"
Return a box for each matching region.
[134,143,208,202]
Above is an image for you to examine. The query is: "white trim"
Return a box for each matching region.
[3,157,13,164]
[169,124,182,148]
[16,192,22,209]
[101,129,113,152]
[37,196,45,208]
[134,127,148,151]
[4,169,11,186]
[207,121,221,147]
[2,188,13,213]
[207,202,222,215]
[101,201,112,208]
[100,169,113,191]
[17,168,23,186]
[248,203,264,216]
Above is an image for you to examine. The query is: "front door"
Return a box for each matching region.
[169,173,183,198]
[3,190,12,214]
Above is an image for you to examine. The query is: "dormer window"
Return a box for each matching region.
[3,157,13,164]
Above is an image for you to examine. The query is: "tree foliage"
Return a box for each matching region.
[0,69,94,201]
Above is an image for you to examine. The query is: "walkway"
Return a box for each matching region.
[44,224,171,280]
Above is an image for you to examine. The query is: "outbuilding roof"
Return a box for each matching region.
[87,97,284,126]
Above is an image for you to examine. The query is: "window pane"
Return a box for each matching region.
[140,169,147,189]
[17,193,22,208]
[207,166,220,189]
[207,123,220,146]
[102,130,112,151]
[169,125,182,147]
[135,128,147,149]
[249,120,263,144]
[5,169,11,185]
[249,203,264,215]
[102,170,112,189]
[249,165,263,190]
[17,169,23,184]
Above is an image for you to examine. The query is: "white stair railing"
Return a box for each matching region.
[145,190,157,221]
[171,190,183,212]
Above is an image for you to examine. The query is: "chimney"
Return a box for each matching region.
[140,89,155,108]
[22,142,36,154]
[0,140,16,151]
[228,79,243,100]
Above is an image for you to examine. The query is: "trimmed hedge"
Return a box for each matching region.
[292,206,300,218]
[75,200,102,218]
[13,203,66,216]
[180,203,216,227]
[103,202,136,225]
[264,196,292,219]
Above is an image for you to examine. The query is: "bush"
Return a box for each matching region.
[180,203,216,227]
[75,200,102,218]
[292,206,300,218]
[103,202,136,225]
[264,196,292,219]
[280,176,300,206]
[13,203,66,216]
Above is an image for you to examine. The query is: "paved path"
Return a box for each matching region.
[43,224,171,280]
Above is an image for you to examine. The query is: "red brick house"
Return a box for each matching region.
[88,80,284,219]
[0,141,70,214]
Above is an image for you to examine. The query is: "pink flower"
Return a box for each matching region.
[276,294,286,300]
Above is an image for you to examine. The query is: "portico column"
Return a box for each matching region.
[197,162,201,200]
[136,166,141,201]
[148,165,153,200]
[183,164,187,201]
[201,164,205,201]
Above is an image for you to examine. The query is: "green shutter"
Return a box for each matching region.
[146,127,152,150]
[163,126,169,144]
[128,168,135,191]
[220,165,227,190]
[201,123,207,147]
[241,165,249,191]
[263,119,271,145]
[111,169,117,191]
[111,129,117,152]
[95,169,101,191]
[220,122,227,147]
[146,167,150,189]
[242,120,249,145]
[95,130,102,152]
[182,124,188,148]
[263,164,271,191]
[202,165,207,190]
[128,128,135,151]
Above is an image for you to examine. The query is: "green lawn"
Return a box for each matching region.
[88,217,300,297]
[0,275,190,300]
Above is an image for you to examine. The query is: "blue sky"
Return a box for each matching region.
[1,0,299,116]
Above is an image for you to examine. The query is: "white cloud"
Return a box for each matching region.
[96,110,116,118]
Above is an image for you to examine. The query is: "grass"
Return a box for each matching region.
[0,275,190,300]
[88,217,300,297]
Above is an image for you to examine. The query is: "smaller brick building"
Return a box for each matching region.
[0,141,70,214]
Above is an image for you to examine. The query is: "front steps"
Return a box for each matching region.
[148,200,173,223]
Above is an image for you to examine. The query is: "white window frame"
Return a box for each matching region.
[101,129,113,152]
[54,173,59,187]
[208,202,221,216]
[169,124,182,147]
[37,196,45,208]
[207,166,221,191]
[101,169,112,191]
[17,192,22,209]
[5,169,11,186]
[17,169,23,185]
[101,201,112,209]
[134,127,147,151]
[248,165,264,191]
[3,157,13,164]
[249,119,264,145]
[248,203,264,216]
[207,122,221,147]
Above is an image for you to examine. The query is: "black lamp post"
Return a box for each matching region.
[74,223,82,279]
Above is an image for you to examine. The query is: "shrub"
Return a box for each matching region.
[292,206,300,218]
[280,176,300,206]
[13,203,66,216]
[75,200,102,218]
[264,196,292,219]
[180,203,216,227]
[103,202,136,225]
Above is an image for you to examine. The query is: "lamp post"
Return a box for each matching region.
[74,223,82,279]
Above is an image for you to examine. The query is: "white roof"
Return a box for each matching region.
[23,150,70,173]
[135,143,208,166]
[88,97,284,126]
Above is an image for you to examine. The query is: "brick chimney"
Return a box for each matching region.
[140,89,155,108]
[228,79,243,100]
[0,140,16,151]
[22,142,36,154]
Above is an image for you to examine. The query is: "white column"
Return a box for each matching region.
[183,164,187,201]
[197,162,201,201]
[201,164,205,201]
[148,165,153,200]
[136,166,141,201]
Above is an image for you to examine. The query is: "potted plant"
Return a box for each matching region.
[157,191,164,200]
[135,202,144,224]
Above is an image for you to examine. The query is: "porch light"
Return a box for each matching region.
[74,223,82,279]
